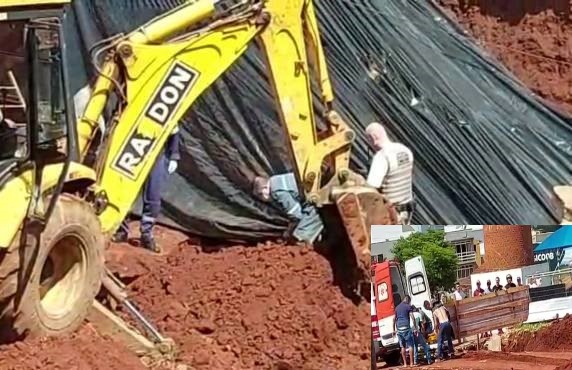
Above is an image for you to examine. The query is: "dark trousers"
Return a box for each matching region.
[119,153,168,238]
[436,322,454,359]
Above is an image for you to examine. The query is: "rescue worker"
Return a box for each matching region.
[411,305,433,365]
[422,300,434,334]
[365,122,414,225]
[393,295,417,367]
[252,172,324,245]
[505,274,517,289]
[112,127,181,253]
[432,302,455,361]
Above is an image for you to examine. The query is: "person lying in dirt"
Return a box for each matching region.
[252,173,324,245]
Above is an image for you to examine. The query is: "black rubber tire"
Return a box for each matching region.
[0,194,104,341]
[382,350,402,366]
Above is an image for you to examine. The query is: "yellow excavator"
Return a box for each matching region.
[0,0,396,344]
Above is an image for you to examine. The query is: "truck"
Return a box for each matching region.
[371,256,433,366]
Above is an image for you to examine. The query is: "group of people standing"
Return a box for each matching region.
[393,296,455,367]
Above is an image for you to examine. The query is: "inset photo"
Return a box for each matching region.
[371,225,572,370]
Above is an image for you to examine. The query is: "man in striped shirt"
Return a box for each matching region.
[365,122,414,225]
[252,173,324,245]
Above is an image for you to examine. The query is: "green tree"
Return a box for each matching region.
[391,230,458,292]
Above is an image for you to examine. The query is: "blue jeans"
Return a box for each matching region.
[397,327,414,349]
[413,332,432,364]
[437,322,454,359]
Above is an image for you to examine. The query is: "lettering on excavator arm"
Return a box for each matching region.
[112,62,199,180]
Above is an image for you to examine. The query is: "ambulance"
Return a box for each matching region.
[371,256,433,365]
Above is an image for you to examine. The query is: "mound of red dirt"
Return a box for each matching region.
[0,325,143,370]
[437,0,572,114]
[463,351,568,366]
[107,227,369,370]
[505,315,572,352]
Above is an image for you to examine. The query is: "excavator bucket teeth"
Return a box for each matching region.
[335,189,397,286]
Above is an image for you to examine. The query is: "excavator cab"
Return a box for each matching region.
[0,1,107,343]
[0,2,75,227]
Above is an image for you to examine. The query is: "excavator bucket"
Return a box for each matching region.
[334,187,398,289]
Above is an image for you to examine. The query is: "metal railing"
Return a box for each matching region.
[457,251,476,264]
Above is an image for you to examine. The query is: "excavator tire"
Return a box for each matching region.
[0,194,104,342]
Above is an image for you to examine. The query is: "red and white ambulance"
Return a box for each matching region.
[371,256,433,365]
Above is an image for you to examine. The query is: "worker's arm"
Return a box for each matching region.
[367,152,389,188]
[165,127,181,161]
[393,314,397,333]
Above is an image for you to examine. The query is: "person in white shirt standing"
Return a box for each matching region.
[453,283,466,301]
[365,122,414,225]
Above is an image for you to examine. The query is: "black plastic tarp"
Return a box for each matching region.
[63,0,572,240]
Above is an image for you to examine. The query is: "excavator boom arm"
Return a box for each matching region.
[78,0,356,235]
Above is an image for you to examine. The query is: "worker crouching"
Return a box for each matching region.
[252,172,324,245]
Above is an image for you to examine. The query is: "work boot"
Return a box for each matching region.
[141,234,161,254]
[111,230,128,243]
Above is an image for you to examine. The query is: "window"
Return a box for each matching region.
[453,238,476,265]
[377,282,388,302]
[410,274,427,294]
[0,21,29,162]
[33,25,67,151]
[456,264,474,280]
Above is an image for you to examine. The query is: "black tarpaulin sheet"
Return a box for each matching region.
[63,0,572,240]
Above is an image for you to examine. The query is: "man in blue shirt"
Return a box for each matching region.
[393,295,417,367]
[252,173,324,245]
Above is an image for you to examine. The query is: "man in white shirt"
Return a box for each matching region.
[365,122,414,225]
[453,283,465,301]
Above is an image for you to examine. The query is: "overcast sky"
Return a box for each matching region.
[371,225,484,243]
[371,225,410,243]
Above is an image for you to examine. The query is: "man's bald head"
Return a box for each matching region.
[366,122,390,150]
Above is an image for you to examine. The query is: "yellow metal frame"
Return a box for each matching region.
[77,0,356,235]
[0,163,95,247]
[0,0,69,9]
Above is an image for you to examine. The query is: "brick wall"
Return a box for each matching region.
[479,225,534,271]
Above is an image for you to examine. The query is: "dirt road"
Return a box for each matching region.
[378,315,572,370]
[380,351,572,370]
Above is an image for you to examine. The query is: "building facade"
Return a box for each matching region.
[371,225,483,281]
